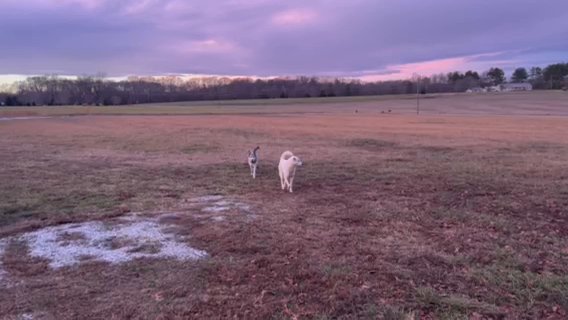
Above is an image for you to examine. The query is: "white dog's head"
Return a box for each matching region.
[291,156,303,166]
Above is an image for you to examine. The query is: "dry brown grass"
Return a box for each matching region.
[1,93,568,319]
[1,90,567,117]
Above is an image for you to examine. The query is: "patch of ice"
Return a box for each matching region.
[245,213,259,220]
[202,206,230,213]
[236,203,251,211]
[0,116,51,121]
[19,218,207,269]
[0,240,6,282]
[158,213,181,219]
[192,195,251,213]
[190,195,224,202]
[188,194,255,222]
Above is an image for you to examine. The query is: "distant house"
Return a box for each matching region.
[501,83,533,91]
[487,86,501,92]
[466,87,486,93]
[466,87,485,93]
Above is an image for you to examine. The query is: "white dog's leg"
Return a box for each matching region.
[289,176,294,193]
[289,169,297,193]
[252,165,256,179]
[279,169,285,190]
[284,177,291,192]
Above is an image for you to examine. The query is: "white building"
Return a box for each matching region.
[466,87,486,93]
[501,83,533,91]
[487,86,501,92]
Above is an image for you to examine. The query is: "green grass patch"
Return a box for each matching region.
[181,144,219,154]
[322,263,352,280]
[382,306,417,320]
[472,266,568,310]
[415,287,502,319]
[348,138,398,151]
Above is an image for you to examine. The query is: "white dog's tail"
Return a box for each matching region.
[280,151,294,161]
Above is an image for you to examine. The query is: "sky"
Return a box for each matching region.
[0,0,567,83]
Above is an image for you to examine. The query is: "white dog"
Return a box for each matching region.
[247,146,260,179]
[278,151,303,193]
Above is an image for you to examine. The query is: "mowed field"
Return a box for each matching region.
[1,92,568,319]
[1,91,568,117]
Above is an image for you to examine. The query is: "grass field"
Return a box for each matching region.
[1,92,568,319]
[1,91,567,117]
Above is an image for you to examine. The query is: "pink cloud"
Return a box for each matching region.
[272,9,318,27]
[163,0,192,13]
[23,0,107,9]
[123,0,159,15]
[176,39,239,54]
[360,52,515,81]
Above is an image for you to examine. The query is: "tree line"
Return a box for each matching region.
[1,62,567,106]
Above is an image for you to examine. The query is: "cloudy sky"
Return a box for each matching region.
[1,0,567,82]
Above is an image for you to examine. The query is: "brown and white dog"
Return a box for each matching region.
[247,146,260,179]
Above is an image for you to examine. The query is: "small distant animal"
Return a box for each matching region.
[247,146,260,179]
[278,151,303,193]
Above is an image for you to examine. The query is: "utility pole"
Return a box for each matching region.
[416,75,420,115]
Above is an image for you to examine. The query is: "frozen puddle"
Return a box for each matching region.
[0,195,252,279]
[16,216,207,269]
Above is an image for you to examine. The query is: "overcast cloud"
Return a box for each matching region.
[1,0,567,80]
